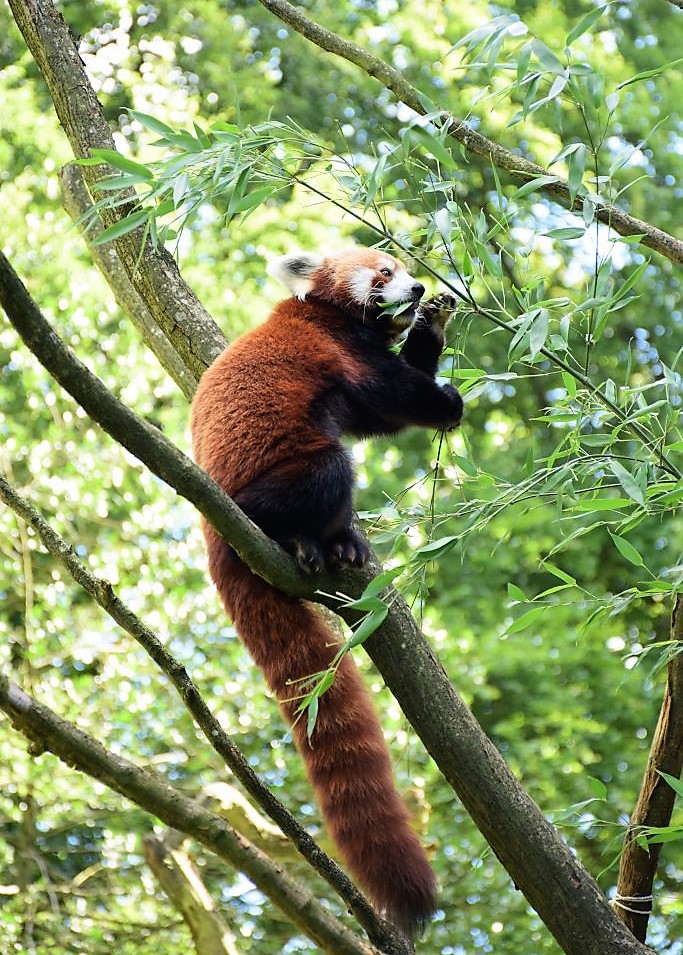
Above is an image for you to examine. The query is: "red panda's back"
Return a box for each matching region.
[191,301,366,498]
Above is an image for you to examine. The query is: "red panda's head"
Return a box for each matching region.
[267,247,425,333]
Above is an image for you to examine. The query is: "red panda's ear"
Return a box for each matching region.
[267,251,324,300]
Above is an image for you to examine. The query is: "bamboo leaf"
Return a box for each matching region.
[609,460,645,505]
[306,695,319,741]
[91,209,150,245]
[565,6,607,48]
[359,567,403,600]
[347,605,389,648]
[543,227,586,240]
[658,770,683,798]
[505,606,547,635]
[89,149,154,180]
[617,56,683,90]
[412,535,459,561]
[609,531,646,567]
[513,175,561,200]
[529,309,549,359]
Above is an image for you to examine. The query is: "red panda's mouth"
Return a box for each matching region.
[378,299,419,330]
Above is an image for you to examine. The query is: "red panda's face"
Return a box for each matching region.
[268,248,426,331]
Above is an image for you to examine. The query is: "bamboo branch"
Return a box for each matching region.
[0,674,379,955]
[0,251,655,955]
[254,0,683,266]
[614,593,683,941]
[293,177,682,481]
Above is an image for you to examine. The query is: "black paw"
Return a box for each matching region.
[325,529,370,568]
[418,294,457,330]
[441,383,463,429]
[287,536,326,574]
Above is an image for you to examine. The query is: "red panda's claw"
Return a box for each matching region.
[289,536,326,574]
[326,530,371,568]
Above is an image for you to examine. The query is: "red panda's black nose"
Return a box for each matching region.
[411,283,426,301]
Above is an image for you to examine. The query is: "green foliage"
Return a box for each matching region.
[1,0,682,953]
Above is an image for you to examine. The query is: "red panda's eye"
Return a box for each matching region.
[379,268,393,277]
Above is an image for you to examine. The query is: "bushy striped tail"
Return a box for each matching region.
[204,524,437,936]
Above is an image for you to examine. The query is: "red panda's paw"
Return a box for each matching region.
[440,383,464,430]
[418,294,458,329]
[288,536,326,574]
[326,529,371,568]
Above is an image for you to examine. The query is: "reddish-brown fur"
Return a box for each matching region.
[200,522,437,935]
[191,250,461,935]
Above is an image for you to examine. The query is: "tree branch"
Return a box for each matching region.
[254,0,683,266]
[7,0,227,377]
[0,472,402,953]
[0,252,655,955]
[142,834,240,955]
[614,593,683,941]
[0,674,379,955]
[0,250,303,597]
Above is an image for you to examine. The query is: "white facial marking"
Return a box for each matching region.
[382,267,420,303]
[347,266,376,305]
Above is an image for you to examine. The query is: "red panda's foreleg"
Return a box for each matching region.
[400,294,457,377]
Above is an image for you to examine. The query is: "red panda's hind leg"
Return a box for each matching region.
[286,526,369,573]
[233,446,360,572]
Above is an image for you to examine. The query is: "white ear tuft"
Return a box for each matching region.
[267,251,324,299]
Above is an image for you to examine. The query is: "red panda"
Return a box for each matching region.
[191,246,462,937]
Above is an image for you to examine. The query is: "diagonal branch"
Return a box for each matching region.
[0,251,655,955]
[254,0,683,266]
[0,674,379,955]
[0,473,404,953]
[614,593,683,941]
[0,249,302,596]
